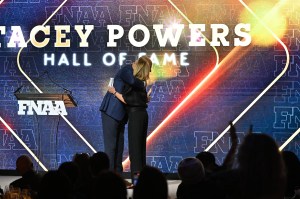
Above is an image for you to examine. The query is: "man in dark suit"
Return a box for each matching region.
[100,63,144,173]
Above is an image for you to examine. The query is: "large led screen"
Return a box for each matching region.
[0,0,299,172]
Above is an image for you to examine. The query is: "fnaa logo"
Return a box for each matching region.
[18,100,67,115]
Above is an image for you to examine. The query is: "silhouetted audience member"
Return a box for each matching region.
[133,166,168,199]
[58,161,79,187]
[90,151,110,176]
[282,151,300,199]
[196,152,218,174]
[38,170,72,199]
[177,157,209,199]
[73,153,92,180]
[10,155,42,193]
[178,157,205,184]
[91,171,127,199]
[238,133,286,199]
[73,153,93,198]
[211,133,286,199]
[196,122,238,175]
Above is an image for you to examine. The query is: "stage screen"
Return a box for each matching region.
[0,0,299,172]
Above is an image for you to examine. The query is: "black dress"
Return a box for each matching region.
[123,85,148,175]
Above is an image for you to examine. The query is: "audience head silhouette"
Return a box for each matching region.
[196,152,218,172]
[133,166,168,199]
[10,155,42,193]
[38,170,72,199]
[178,157,205,184]
[16,155,34,175]
[73,153,92,180]
[237,133,286,199]
[91,171,127,199]
[90,151,110,176]
[282,151,300,197]
[58,161,79,185]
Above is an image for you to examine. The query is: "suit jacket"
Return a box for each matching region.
[100,65,144,121]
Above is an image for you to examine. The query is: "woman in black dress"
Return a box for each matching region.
[108,56,152,182]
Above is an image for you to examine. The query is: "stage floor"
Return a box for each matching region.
[0,176,180,199]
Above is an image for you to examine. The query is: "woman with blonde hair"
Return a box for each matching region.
[108,55,152,184]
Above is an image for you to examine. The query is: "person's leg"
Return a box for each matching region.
[142,112,148,167]
[115,119,125,173]
[101,112,120,171]
[128,111,148,174]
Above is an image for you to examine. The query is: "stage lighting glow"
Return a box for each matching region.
[283,0,300,25]
[240,0,287,46]
[205,0,290,152]
[171,23,182,29]
[137,52,188,82]
[166,0,219,65]
[0,117,48,171]
[148,58,180,82]
[165,18,182,29]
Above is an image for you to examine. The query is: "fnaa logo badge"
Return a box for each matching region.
[17,100,67,116]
